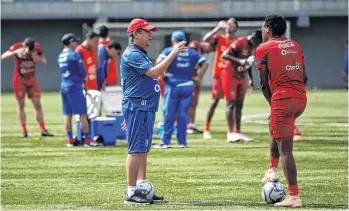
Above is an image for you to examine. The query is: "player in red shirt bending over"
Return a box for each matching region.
[221,30,262,142]
[256,14,307,207]
[1,38,54,137]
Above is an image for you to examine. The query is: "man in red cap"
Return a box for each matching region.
[121,18,187,204]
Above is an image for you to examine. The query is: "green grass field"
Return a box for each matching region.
[1,90,348,210]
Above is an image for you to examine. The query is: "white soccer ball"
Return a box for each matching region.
[137,180,154,200]
[262,181,286,204]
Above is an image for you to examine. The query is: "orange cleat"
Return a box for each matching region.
[274,194,302,208]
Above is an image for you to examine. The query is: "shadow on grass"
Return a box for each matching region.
[158,200,348,209]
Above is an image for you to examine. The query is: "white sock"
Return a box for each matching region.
[127,186,136,196]
[136,179,145,186]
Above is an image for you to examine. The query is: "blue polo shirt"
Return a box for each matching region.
[120,44,160,112]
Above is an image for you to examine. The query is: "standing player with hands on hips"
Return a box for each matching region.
[256,14,308,208]
[1,38,54,138]
[120,18,187,204]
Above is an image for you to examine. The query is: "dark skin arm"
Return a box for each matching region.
[259,68,271,106]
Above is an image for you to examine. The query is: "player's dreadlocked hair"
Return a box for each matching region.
[264,14,287,37]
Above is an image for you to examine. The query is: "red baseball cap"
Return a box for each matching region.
[127,18,157,34]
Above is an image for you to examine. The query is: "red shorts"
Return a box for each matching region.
[221,70,247,101]
[271,98,307,139]
[211,78,223,99]
[191,83,200,107]
[13,76,41,100]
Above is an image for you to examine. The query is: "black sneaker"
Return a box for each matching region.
[41,130,54,137]
[67,141,80,147]
[22,131,28,138]
[152,194,164,202]
[124,189,153,205]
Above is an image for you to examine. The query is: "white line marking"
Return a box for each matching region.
[242,113,348,127]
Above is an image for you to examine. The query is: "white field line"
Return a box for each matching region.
[242,113,348,128]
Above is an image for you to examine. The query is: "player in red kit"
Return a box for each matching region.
[1,38,54,137]
[202,18,238,140]
[187,40,209,134]
[221,30,262,142]
[256,14,307,207]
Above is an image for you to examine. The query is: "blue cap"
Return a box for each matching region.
[171,30,186,41]
[61,33,80,45]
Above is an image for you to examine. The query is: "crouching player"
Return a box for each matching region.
[257,14,308,207]
[58,33,97,147]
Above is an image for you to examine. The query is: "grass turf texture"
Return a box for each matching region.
[1,90,348,210]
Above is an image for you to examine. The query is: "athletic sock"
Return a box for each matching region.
[136,179,144,186]
[83,132,91,140]
[39,122,46,132]
[67,131,73,139]
[269,157,279,168]
[235,130,241,134]
[204,122,210,131]
[288,184,299,196]
[21,124,27,132]
[127,186,137,196]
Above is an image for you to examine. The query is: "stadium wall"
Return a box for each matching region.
[1,17,348,91]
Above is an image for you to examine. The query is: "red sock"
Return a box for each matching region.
[288,184,299,196]
[205,122,210,131]
[39,122,46,132]
[235,130,241,133]
[269,157,279,168]
[21,124,27,132]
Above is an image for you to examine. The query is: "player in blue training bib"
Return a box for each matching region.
[58,33,97,147]
[154,30,208,148]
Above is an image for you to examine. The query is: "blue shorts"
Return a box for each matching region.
[61,90,87,115]
[123,108,155,154]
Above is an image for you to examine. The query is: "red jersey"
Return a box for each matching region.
[76,45,97,89]
[255,37,306,100]
[228,36,254,80]
[211,34,231,78]
[99,40,118,85]
[9,42,43,80]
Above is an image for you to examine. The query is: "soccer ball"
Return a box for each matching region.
[262,181,286,204]
[137,180,154,200]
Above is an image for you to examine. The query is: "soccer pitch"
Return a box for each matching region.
[1,90,348,210]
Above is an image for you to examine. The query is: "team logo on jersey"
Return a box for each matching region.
[286,62,301,71]
[220,45,227,52]
[154,84,160,92]
[281,50,297,56]
[87,57,92,64]
[88,65,96,73]
[278,42,295,49]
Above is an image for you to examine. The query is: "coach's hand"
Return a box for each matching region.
[121,120,127,131]
[171,41,187,55]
